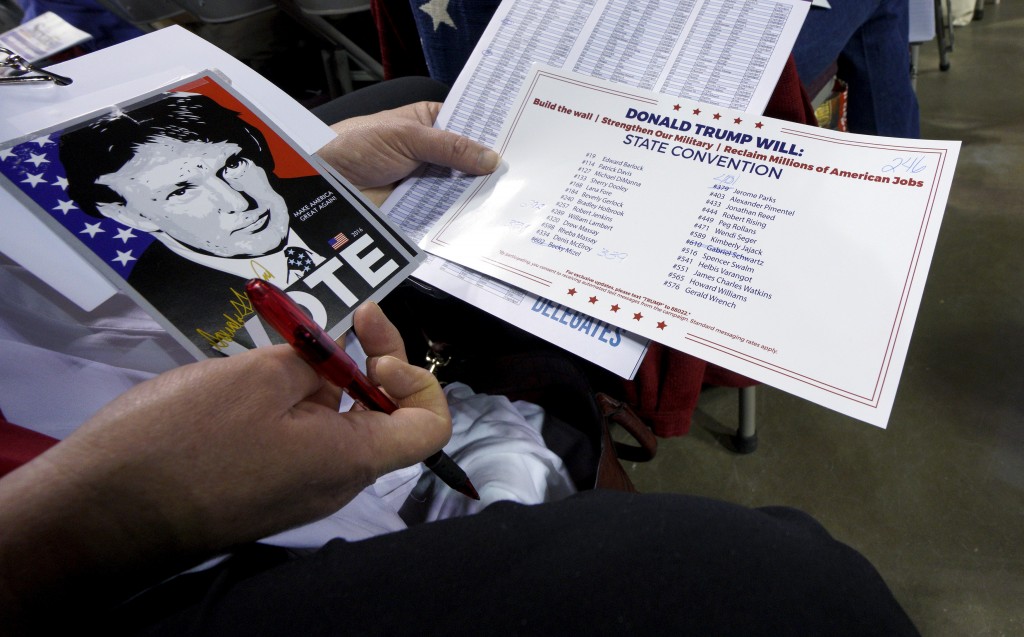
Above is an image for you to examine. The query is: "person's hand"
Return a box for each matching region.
[55,301,449,547]
[317,101,501,205]
[0,303,449,628]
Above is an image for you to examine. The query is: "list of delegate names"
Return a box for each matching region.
[426,67,959,427]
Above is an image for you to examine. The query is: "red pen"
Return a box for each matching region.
[245,278,479,500]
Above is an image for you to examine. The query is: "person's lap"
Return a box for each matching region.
[115,490,918,636]
[104,78,917,636]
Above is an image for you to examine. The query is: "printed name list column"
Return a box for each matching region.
[531,143,640,258]
[674,172,796,311]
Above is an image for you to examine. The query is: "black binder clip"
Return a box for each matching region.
[0,46,73,86]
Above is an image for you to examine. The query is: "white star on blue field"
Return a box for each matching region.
[0,131,155,279]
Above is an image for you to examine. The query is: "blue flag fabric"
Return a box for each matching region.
[407,0,502,87]
[0,133,155,279]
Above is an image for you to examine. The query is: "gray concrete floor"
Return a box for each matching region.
[623,5,1024,635]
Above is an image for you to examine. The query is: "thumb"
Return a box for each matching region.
[372,355,450,416]
[356,355,452,473]
[411,127,502,175]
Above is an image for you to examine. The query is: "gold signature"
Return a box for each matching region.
[193,263,276,352]
[250,260,274,281]
[195,286,256,352]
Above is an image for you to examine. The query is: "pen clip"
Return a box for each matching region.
[0,46,73,86]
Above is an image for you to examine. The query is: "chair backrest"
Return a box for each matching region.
[96,0,185,25]
[0,0,23,33]
[170,0,276,23]
[293,0,371,16]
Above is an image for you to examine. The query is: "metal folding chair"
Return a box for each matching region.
[170,0,275,24]
[276,0,384,96]
[96,0,186,30]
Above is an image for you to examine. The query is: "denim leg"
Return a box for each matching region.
[839,0,921,137]
[792,3,878,84]
[791,1,920,138]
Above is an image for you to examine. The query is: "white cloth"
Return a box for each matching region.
[414,382,577,522]
[944,0,976,27]
[0,260,191,437]
[263,465,423,547]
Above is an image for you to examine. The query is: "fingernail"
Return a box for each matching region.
[477,149,501,172]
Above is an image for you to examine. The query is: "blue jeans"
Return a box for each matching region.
[792,1,920,138]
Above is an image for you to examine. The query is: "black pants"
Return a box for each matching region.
[116,80,917,636]
[117,490,918,636]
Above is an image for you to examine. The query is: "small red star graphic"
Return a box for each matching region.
[656,321,667,330]
[733,117,742,124]
[610,304,620,313]
[692,108,701,115]
[755,122,764,129]
[673,104,681,111]
[712,113,721,120]
[568,288,577,296]
[633,312,643,321]
[588,296,598,304]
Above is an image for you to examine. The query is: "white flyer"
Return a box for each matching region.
[384,0,811,379]
[423,65,961,427]
[1,26,336,311]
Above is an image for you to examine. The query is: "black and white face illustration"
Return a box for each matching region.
[60,92,294,259]
[94,136,290,257]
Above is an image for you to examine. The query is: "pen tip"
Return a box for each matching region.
[461,479,481,500]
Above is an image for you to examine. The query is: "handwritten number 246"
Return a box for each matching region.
[882,155,927,174]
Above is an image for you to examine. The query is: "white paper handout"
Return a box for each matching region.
[423,65,960,428]
[0,11,91,65]
[0,26,336,312]
[383,0,811,378]
[1,70,421,360]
